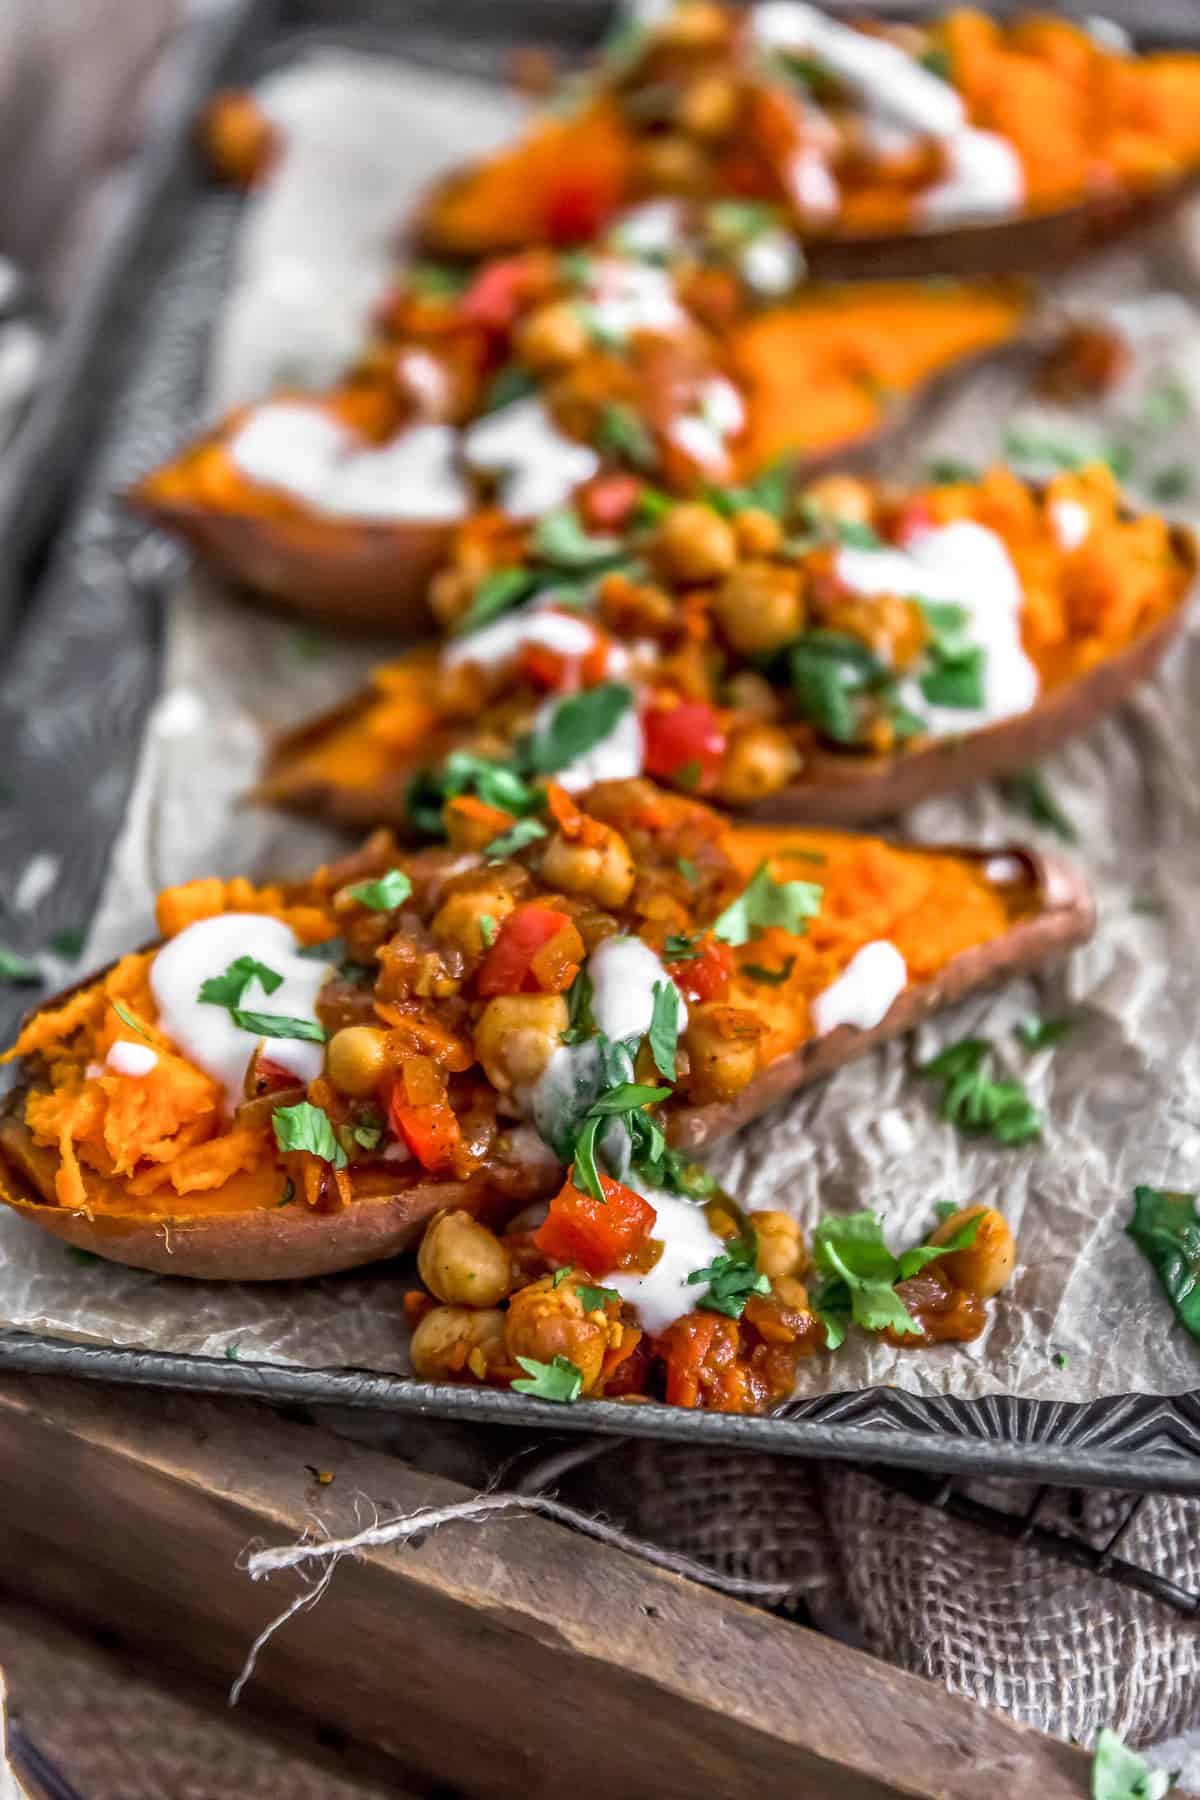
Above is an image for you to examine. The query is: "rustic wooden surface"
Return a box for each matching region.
[0,1375,1095,1798]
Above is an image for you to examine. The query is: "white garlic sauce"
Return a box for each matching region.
[834,519,1040,734]
[105,1041,159,1077]
[810,940,907,1036]
[533,691,645,791]
[588,936,689,1043]
[584,257,688,341]
[669,377,746,475]
[917,127,1025,224]
[149,914,330,1114]
[609,200,687,260]
[442,600,598,675]
[462,396,600,517]
[607,1187,726,1333]
[1049,497,1092,552]
[228,403,469,520]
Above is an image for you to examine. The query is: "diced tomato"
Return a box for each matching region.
[546,176,620,244]
[642,700,727,794]
[476,903,574,995]
[388,1086,463,1172]
[668,933,734,1004]
[535,1172,656,1277]
[893,498,936,543]
[459,256,532,332]
[579,472,643,531]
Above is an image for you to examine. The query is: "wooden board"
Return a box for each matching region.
[0,1374,1094,1797]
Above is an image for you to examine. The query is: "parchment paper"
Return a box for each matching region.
[2,48,1200,1402]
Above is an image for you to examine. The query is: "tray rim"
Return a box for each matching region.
[4,0,1200,1490]
[4,1329,1200,1493]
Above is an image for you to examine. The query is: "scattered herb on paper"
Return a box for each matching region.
[0,946,41,985]
[918,1038,1042,1146]
[997,768,1076,843]
[1015,1015,1074,1050]
[687,1235,770,1319]
[1126,1185,1200,1345]
[810,1210,983,1348]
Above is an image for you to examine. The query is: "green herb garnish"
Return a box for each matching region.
[352,1119,384,1150]
[1127,1185,1200,1347]
[198,954,283,1009]
[810,1209,983,1348]
[50,928,86,959]
[230,1010,325,1043]
[484,818,549,860]
[919,1038,1042,1146]
[561,968,596,1045]
[298,937,345,963]
[1015,1015,1073,1050]
[712,860,822,946]
[479,914,498,948]
[676,857,699,884]
[453,566,541,637]
[663,932,702,960]
[111,1000,152,1042]
[0,946,41,985]
[347,869,413,911]
[926,455,977,484]
[511,1354,583,1403]
[522,682,634,776]
[919,644,986,711]
[743,957,796,986]
[788,630,887,744]
[273,1100,348,1169]
[647,979,682,1080]
[532,509,624,571]
[997,768,1076,843]
[482,363,538,414]
[596,402,657,471]
[1152,464,1192,503]
[279,1178,296,1207]
[687,1234,770,1319]
[577,1282,621,1312]
[552,1264,575,1288]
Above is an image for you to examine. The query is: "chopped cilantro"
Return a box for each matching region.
[1152,464,1192,503]
[997,768,1076,843]
[810,1209,983,1347]
[0,946,41,985]
[561,968,596,1045]
[351,1119,384,1150]
[198,955,283,1009]
[521,682,634,776]
[687,1234,770,1319]
[712,860,822,946]
[1052,1350,1069,1370]
[1126,1185,1200,1347]
[919,1038,1042,1146]
[676,857,699,885]
[479,914,498,948]
[596,402,657,471]
[531,508,624,571]
[278,1178,296,1207]
[919,644,986,711]
[230,1010,325,1043]
[225,1344,241,1361]
[482,363,537,414]
[933,1200,960,1224]
[511,1354,583,1403]
[586,1082,671,1115]
[788,630,888,744]
[551,1264,575,1288]
[347,869,413,911]
[453,566,541,637]
[273,1100,348,1169]
[663,931,702,960]
[1015,1015,1073,1050]
[49,927,86,959]
[647,979,682,1080]
[743,956,796,986]
[926,455,977,484]
[832,519,884,550]
[577,1282,621,1312]
[67,1246,99,1265]
[298,937,345,963]
[406,261,469,300]
[918,44,952,80]
[484,817,548,860]
[111,1000,152,1042]
[706,455,796,521]
[673,759,703,792]
[706,199,778,244]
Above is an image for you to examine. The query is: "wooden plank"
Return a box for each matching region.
[0,1376,1091,1799]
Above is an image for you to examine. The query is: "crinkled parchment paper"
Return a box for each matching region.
[3,48,1200,1402]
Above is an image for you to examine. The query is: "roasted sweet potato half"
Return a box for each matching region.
[414,3,1200,277]
[128,260,1028,630]
[257,463,1196,832]
[0,783,1091,1281]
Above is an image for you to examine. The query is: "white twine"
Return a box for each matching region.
[231,1484,795,1705]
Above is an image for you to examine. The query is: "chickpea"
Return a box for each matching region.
[541,824,636,909]
[474,993,569,1095]
[804,474,875,527]
[637,134,709,195]
[751,1210,808,1281]
[676,72,739,139]
[928,1205,1016,1301]
[418,1208,513,1307]
[432,881,518,957]
[504,1273,620,1394]
[714,724,801,804]
[733,507,784,558]
[711,562,804,655]
[654,503,738,585]
[326,1025,390,1099]
[681,1004,764,1102]
[517,300,592,372]
[410,1305,508,1382]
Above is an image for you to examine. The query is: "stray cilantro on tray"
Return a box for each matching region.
[0,946,42,985]
[111,1000,153,1042]
[1126,1185,1200,1346]
[918,1038,1042,1147]
[576,1282,620,1312]
[810,1209,983,1348]
[511,1354,583,1403]
[1015,1015,1073,1050]
[997,768,1077,842]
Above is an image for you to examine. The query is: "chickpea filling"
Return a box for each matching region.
[415,3,1200,255]
[261,463,1192,822]
[0,784,1031,1411]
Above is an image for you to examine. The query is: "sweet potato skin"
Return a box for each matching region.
[0,840,1092,1276]
[0,1105,557,1281]
[125,483,453,634]
[667,845,1095,1149]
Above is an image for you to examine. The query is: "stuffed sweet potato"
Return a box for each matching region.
[128,248,1027,630]
[415,3,1200,275]
[258,462,1195,830]
[0,780,1090,1281]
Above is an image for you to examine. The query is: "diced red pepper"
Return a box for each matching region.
[388,1085,463,1172]
[668,933,734,1004]
[545,175,620,245]
[476,903,573,995]
[642,700,727,794]
[579,472,643,531]
[534,1172,656,1278]
[459,256,532,332]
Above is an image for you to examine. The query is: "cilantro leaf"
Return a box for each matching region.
[1151,464,1192,503]
[788,630,888,743]
[482,363,537,414]
[442,751,539,816]
[560,968,596,1045]
[812,1211,922,1339]
[1015,1015,1073,1050]
[577,1282,620,1312]
[50,927,86,959]
[663,932,702,960]
[587,1082,671,1115]
[231,1010,325,1043]
[1091,1727,1173,1800]
[111,1000,152,1042]
[687,1233,770,1319]
[919,1037,1042,1147]
[453,567,541,637]
[521,682,634,776]
[198,955,284,1009]
[298,937,345,963]
[552,1264,575,1287]
[596,402,657,471]
[352,1119,383,1150]
[479,914,498,948]
[1127,1185,1200,1346]
[347,869,413,911]
[712,860,822,946]
[484,817,548,860]
[0,945,42,985]
[511,1354,583,1403]
[926,455,977,484]
[532,509,624,571]
[743,956,796,986]
[998,768,1076,842]
[648,979,681,1080]
[273,1100,347,1169]
[919,645,986,711]
[570,1114,606,1204]
[676,857,699,884]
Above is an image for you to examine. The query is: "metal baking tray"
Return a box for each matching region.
[1,0,1199,1490]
